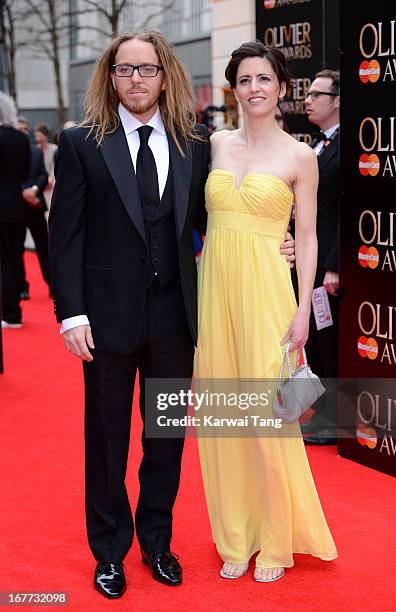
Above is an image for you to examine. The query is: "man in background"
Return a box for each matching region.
[303,69,340,444]
[0,93,30,328]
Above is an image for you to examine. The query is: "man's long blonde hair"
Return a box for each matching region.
[83,29,198,152]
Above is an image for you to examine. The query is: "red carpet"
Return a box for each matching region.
[1,252,395,611]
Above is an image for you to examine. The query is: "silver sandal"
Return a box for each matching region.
[254,567,285,583]
[220,563,249,579]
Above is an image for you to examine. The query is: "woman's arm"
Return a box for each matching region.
[281,144,318,352]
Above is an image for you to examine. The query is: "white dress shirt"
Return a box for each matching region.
[313,123,339,157]
[60,104,170,334]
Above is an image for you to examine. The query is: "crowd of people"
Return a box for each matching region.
[1,28,340,600]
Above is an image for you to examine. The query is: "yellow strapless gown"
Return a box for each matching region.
[194,170,338,568]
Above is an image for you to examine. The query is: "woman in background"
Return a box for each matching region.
[35,123,57,213]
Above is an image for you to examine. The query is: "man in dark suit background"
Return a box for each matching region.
[0,92,30,329]
[302,69,340,444]
[17,117,50,299]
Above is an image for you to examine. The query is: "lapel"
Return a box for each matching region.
[167,130,192,241]
[318,133,339,172]
[100,125,146,245]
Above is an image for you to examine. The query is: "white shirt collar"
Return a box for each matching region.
[118,103,166,136]
[324,123,339,139]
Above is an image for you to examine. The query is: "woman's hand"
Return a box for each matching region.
[280,308,310,353]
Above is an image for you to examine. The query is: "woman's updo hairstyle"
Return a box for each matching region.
[225,41,292,91]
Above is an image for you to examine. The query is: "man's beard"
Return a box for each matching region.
[119,89,158,116]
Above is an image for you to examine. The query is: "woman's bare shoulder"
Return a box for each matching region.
[210,129,239,158]
[279,130,312,155]
[210,130,233,142]
[210,128,238,144]
[284,135,317,167]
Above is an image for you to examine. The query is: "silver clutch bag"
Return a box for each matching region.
[273,342,325,423]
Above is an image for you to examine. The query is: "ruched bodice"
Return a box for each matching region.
[205,170,293,241]
[194,169,337,569]
[206,169,293,217]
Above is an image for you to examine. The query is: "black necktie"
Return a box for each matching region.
[312,131,328,157]
[313,131,327,143]
[136,125,160,211]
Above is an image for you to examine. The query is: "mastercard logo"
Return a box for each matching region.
[264,0,276,8]
[356,424,377,449]
[359,60,381,83]
[358,245,379,269]
[359,153,380,176]
[357,336,378,359]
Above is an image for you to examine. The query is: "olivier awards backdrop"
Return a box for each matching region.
[339,1,396,477]
[255,0,339,143]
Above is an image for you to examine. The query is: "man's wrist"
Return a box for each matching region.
[60,315,90,334]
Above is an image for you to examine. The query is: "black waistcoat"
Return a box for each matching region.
[142,166,179,287]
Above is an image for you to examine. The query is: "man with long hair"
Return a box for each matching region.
[48,30,209,598]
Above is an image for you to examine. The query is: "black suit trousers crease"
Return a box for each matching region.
[83,276,194,562]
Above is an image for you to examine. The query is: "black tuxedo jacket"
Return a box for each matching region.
[0,126,31,223]
[48,122,209,353]
[312,132,340,287]
[22,145,49,211]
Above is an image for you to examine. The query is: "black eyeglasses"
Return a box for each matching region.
[112,63,163,78]
[305,90,338,101]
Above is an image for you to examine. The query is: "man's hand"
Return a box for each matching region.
[22,187,40,206]
[280,230,296,268]
[323,270,339,296]
[63,325,95,361]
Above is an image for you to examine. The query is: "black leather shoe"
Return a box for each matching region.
[303,429,337,445]
[300,420,317,434]
[300,418,335,434]
[141,550,182,586]
[94,561,126,599]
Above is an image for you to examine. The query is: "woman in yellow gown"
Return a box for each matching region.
[194,42,338,582]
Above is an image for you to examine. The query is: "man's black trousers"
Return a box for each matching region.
[18,208,51,292]
[305,292,339,426]
[83,276,194,562]
[0,222,23,324]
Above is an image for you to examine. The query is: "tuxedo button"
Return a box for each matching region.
[153,257,159,264]
[152,232,158,239]
[152,245,158,251]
